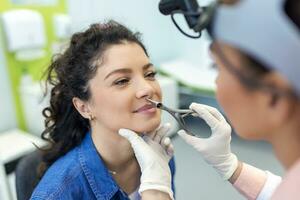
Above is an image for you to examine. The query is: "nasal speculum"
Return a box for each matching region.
[146,98,197,136]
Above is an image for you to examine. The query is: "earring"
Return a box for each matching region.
[88,115,95,121]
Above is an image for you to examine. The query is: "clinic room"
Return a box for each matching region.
[4,0,300,199]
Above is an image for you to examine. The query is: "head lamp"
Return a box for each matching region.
[159,0,218,38]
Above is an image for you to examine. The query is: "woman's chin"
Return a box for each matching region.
[133,119,161,135]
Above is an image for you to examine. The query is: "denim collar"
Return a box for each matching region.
[78,132,119,199]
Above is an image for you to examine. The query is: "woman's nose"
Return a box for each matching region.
[136,80,155,99]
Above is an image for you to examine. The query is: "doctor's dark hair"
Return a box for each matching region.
[38,20,148,178]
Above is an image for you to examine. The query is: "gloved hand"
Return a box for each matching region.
[178,103,238,180]
[119,123,174,200]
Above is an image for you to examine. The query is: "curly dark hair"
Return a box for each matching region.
[38,20,148,178]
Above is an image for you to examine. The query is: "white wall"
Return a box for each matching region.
[0,29,17,133]
[66,0,211,65]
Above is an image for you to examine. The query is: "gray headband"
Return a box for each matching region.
[211,0,300,97]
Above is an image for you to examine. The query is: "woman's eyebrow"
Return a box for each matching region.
[143,63,154,70]
[104,63,154,80]
[104,68,132,80]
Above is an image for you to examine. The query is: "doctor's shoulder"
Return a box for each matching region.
[271,159,300,200]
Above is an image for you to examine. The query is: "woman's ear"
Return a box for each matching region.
[268,93,294,125]
[72,97,92,119]
[263,72,295,126]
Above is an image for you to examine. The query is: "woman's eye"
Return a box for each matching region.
[145,71,157,79]
[114,78,129,86]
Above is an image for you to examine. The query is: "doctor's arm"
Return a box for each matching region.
[178,103,281,200]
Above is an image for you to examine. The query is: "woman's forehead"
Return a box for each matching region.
[89,43,150,80]
[99,43,149,69]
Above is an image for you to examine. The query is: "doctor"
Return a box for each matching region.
[119,0,300,199]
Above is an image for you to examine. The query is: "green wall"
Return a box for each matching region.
[0,0,66,130]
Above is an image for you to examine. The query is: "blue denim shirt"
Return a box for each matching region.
[30,132,176,200]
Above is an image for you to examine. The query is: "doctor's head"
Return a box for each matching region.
[209,0,300,141]
[43,21,162,144]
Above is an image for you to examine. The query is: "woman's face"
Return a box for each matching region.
[87,42,162,134]
[211,42,274,140]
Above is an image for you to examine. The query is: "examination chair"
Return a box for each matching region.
[15,150,42,200]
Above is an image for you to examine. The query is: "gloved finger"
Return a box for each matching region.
[162,137,174,156]
[119,128,139,141]
[119,129,147,149]
[201,104,226,122]
[153,123,171,143]
[167,143,174,156]
[191,112,199,117]
[148,124,160,139]
[190,103,220,129]
[142,135,151,143]
[199,105,232,135]
[177,130,206,151]
[161,137,171,151]
[163,137,171,146]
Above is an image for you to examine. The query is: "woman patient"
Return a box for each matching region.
[30,21,175,200]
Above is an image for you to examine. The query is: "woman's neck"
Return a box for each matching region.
[270,115,300,169]
[90,124,136,172]
[90,123,141,194]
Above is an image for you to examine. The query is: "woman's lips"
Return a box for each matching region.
[134,104,156,113]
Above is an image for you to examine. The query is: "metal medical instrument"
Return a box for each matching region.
[147,98,197,136]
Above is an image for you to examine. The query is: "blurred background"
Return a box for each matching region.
[0,0,283,199]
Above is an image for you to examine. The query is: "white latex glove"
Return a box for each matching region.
[119,123,174,200]
[178,103,238,180]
